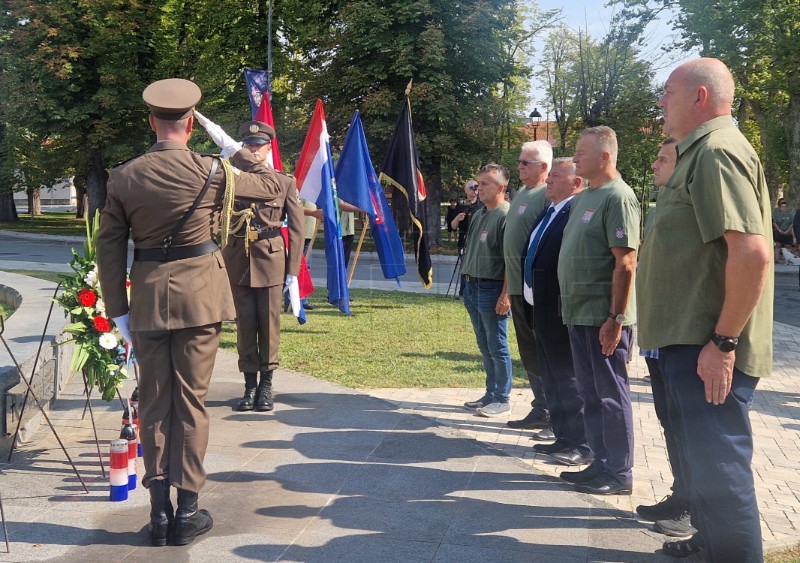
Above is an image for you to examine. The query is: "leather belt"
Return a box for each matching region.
[464,275,502,283]
[134,241,219,262]
[256,228,282,241]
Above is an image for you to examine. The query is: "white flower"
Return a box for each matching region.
[99,332,118,350]
[84,268,98,287]
[95,299,106,315]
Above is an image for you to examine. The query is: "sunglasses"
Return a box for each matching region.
[518,159,541,166]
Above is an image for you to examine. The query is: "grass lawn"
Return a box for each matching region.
[767,544,800,563]
[0,302,14,322]
[221,287,526,389]
[0,211,87,237]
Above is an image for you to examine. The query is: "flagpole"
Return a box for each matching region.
[348,216,370,286]
[267,0,273,92]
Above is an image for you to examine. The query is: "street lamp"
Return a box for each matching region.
[529,108,542,141]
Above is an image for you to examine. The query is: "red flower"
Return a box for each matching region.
[125,280,132,288]
[78,288,97,307]
[93,316,111,333]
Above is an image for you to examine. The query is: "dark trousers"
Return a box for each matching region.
[510,295,547,412]
[567,324,634,482]
[233,283,281,373]
[133,323,220,493]
[658,345,762,563]
[645,356,690,507]
[534,320,588,452]
[343,234,355,268]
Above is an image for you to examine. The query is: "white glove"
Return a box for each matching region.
[284,274,298,293]
[193,111,242,158]
[113,314,133,349]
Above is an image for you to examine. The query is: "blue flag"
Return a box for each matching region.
[296,101,350,315]
[335,112,407,284]
[244,69,268,119]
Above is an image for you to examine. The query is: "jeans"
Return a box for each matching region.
[464,280,512,403]
[658,345,762,563]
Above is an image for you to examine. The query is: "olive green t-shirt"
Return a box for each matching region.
[462,201,510,280]
[557,176,640,327]
[772,209,793,231]
[503,185,548,295]
[637,116,774,377]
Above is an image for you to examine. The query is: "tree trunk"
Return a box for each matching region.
[27,187,42,216]
[788,91,800,203]
[85,146,108,221]
[0,192,18,222]
[74,176,87,219]
[424,159,442,247]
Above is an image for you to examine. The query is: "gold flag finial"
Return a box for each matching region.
[405,79,413,96]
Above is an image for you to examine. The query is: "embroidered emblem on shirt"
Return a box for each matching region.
[517,203,527,215]
[581,209,594,223]
[480,230,488,243]
[615,227,625,239]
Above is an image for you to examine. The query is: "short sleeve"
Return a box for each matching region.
[604,190,640,250]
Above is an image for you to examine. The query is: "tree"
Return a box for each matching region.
[0,0,161,220]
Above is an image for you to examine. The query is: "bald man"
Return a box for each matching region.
[638,58,773,561]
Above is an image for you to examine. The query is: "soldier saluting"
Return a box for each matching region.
[223,120,303,412]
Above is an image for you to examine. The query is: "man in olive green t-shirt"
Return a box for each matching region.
[556,126,640,496]
[461,163,513,418]
[638,58,773,562]
[503,141,551,432]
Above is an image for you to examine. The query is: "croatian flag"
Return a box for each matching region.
[295,100,350,315]
[335,111,406,284]
[255,94,284,172]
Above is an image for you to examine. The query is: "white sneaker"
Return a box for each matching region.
[477,402,511,417]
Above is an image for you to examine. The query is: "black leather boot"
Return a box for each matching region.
[236,372,258,411]
[173,489,213,546]
[255,370,274,411]
[148,479,173,546]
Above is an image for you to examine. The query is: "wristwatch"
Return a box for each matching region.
[711,332,739,352]
[608,313,625,324]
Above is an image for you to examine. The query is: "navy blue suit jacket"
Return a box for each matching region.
[522,200,573,334]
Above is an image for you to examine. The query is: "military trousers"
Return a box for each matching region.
[133,323,221,493]
[232,283,281,373]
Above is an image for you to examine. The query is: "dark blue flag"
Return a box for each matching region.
[244,69,268,119]
[335,112,407,284]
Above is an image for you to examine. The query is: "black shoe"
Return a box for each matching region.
[662,535,703,558]
[533,441,567,454]
[506,409,550,429]
[236,373,258,412]
[574,473,632,496]
[148,480,173,547]
[549,448,594,467]
[636,495,686,522]
[464,396,492,410]
[303,302,316,311]
[530,427,555,441]
[560,464,603,484]
[173,489,213,546]
[654,511,697,538]
[255,371,274,411]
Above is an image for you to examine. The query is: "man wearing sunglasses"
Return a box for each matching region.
[502,141,551,427]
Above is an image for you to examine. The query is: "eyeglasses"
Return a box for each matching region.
[518,159,541,166]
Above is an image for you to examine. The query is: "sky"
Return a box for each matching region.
[528,0,698,114]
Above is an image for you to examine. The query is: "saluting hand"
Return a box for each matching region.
[193,111,242,158]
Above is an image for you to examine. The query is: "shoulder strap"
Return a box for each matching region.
[162,157,219,254]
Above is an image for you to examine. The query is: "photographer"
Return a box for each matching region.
[451,180,484,296]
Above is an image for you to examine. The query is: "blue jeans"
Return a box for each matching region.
[464,280,512,403]
[658,345,762,562]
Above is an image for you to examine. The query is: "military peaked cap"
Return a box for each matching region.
[143,78,202,120]
[239,120,276,145]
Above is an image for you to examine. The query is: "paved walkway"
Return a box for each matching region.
[371,321,800,552]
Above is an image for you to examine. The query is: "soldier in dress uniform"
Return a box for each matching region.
[97,79,286,547]
[224,120,304,412]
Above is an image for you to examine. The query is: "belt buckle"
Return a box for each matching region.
[247,230,259,242]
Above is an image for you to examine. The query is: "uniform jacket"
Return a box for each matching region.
[97,140,286,331]
[222,171,304,288]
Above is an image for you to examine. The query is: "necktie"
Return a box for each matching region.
[523,206,555,291]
